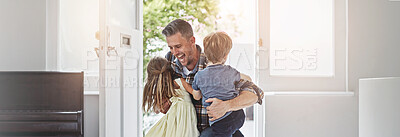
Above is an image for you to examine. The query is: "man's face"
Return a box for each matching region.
[166,32,196,67]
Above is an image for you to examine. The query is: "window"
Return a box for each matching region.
[270,0,334,76]
[255,1,351,136]
[257,0,348,91]
[59,0,100,92]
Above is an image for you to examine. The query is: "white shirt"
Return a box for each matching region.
[182,66,192,76]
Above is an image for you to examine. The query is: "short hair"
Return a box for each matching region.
[162,19,193,40]
[203,32,232,64]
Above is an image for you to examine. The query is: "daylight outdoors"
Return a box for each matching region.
[142,0,257,136]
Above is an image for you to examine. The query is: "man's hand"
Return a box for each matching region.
[205,91,258,121]
[160,98,171,114]
[205,98,230,121]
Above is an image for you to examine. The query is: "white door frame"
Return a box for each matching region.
[99,0,106,136]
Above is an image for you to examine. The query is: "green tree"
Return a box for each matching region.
[143,0,220,79]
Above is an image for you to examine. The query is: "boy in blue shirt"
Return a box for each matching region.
[186,32,252,137]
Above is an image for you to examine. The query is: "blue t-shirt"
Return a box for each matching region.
[192,64,240,125]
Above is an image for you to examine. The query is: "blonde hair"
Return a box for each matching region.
[203,32,232,64]
[142,57,178,113]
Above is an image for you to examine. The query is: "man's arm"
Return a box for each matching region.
[240,73,252,81]
[206,79,264,121]
[206,90,257,121]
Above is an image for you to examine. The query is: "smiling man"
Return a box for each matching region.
[166,30,199,71]
[161,19,263,137]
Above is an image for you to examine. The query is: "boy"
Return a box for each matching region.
[186,32,252,137]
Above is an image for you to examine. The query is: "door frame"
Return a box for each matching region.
[99,0,106,136]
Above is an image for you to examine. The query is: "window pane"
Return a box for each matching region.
[59,0,99,91]
[270,0,334,76]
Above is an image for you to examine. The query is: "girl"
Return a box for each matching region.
[142,57,200,137]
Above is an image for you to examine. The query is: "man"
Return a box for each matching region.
[161,19,263,137]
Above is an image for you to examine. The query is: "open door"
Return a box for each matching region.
[99,0,143,136]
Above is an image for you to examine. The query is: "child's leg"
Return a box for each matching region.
[210,109,245,137]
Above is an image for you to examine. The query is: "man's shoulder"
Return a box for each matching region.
[198,53,207,65]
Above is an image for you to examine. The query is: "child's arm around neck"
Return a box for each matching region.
[180,78,202,100]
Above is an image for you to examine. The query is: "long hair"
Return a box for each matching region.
[142,57,178,113]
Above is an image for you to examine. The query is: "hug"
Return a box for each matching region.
[143,19,264,137]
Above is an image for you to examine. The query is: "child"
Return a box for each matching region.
[187,32,250,137]
[142,57,199,137]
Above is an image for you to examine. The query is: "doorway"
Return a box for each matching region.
[142,0,258,136]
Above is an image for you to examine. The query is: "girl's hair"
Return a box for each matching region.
[142,57,178,113]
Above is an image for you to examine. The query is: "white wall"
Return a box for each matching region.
[348,0,400,136]
[265,96,357,137]
[349,0,400,91]
[348,1,400,93]
[258,0,400,78]
[0,0,46,70]
[85,95,100,137]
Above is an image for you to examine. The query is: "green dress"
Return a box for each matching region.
[145,79,200,137]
